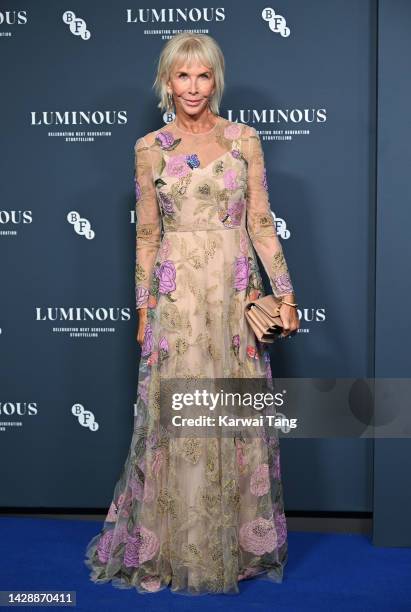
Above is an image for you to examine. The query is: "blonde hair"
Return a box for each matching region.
[153,32,225,116]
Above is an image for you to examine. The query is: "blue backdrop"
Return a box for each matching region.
[0,0,409,547]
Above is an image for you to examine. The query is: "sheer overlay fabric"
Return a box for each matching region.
[84,115,294,596]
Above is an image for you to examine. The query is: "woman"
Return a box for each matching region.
[85,32,299,596]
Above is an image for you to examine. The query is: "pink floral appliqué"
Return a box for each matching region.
[236,440,248,472]
[147,350,158,367]
[271,452,281,480]
[134,178,141,202]
[141,323,154,358]
[239,517,277,555]
[137,371,150,404]
[250,463,270,497]
[158,336,169,362]
[136,286,149,309]
[159,237,171,261]
[129,476,144,502]
[155,131,176,150]
[234,255,249,292]
[232,334,240,358]
[166,154,191,178]
[142,477,155,503]
[123,524,160,567]
[159,191,175,216]
[226,199,244,227]
[223,168,238,190]
[155,259,177,295]
[275,510,287,548]
[239,230,248,256]
[224,123,242,140]
[151,447,165,477]
[96,529,114,563]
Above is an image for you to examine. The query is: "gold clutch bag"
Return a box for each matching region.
[244,294,284,343]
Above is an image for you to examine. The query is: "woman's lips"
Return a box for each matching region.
[184,98,202,106]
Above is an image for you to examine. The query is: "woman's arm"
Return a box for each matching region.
[244,125,295,300]
[134,136,162,310]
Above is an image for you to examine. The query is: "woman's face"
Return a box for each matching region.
[167,60,215,117]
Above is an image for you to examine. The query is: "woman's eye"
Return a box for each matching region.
[178,74,209,79]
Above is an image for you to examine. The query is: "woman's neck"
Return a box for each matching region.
[173,111,219,135]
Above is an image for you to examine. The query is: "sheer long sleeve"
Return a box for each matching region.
[245,126,294,298]
[134,136,162,309]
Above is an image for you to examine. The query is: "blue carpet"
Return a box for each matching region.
[1,517,411,611]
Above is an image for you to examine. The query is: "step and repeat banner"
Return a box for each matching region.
[2,0,408,545]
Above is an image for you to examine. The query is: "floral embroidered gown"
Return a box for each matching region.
[84,114,295,595]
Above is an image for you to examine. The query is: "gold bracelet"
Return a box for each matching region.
[280,299,298,307]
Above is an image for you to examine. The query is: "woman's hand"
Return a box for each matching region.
[136,307,148,346]
[278,299,300,338]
